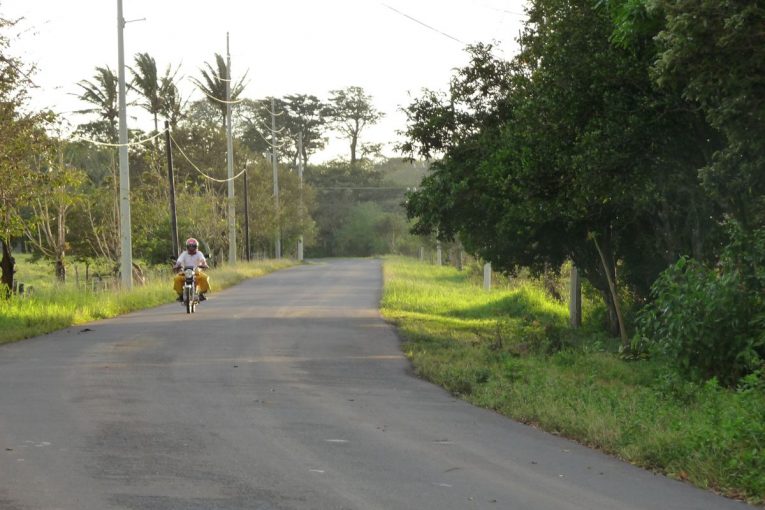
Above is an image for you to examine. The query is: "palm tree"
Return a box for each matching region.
[130,52,185,134]
[159,75,186,129]
[74,66,119,142]
[129,52,160,133]
[190,53,247,129]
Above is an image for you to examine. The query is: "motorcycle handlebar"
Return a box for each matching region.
[174,265,208,272]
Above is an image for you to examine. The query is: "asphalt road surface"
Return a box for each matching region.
[0,259,753,510]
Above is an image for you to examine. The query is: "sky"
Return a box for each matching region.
[3,0,528,162]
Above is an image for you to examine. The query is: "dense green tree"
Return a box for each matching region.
[335,202,390,256]
[184,99,222,131]
[236,97,288,158]
[238,94,329,168]
[0,15,55,292]
[283,94,329,168]
[21,141,87,281]
[303,159,416,257]
[304,160,384,256]
[651,0,765,229]
[401,0,723,340]
[236,157,317,259]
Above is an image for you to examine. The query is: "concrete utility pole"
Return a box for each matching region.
[116,0,132,289]
[243,168,250,262]
[297,132,304,261]
[484,262,492,290]
[226,33,236,264]
[271,97,281,259]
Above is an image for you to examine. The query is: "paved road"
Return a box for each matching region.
[0,259,751,509]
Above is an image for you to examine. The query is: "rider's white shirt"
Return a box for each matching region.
[175,251,207,268]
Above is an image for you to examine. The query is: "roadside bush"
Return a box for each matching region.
[636,226,765,386]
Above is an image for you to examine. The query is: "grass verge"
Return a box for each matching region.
[0,259,297,344]
[381,256,765,505]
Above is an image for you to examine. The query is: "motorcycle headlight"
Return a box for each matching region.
[184,268,194,278]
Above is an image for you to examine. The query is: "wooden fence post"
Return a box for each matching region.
[569,265,582,328]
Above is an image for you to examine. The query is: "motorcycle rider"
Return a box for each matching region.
[173,238,210,301]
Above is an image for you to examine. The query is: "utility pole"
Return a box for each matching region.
[271,96,281,259]
[226,33,236,264]
[243,168,250,262]
[297,131,304,261]
[164,120,179,258]
[116,0,132,289]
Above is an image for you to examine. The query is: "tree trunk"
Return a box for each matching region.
[0,238,15,296]
[350,134,358,167]
[591,233,628,347]
[55,258,66,282]
[601,287,620,337]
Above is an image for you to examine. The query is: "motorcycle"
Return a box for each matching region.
[181,266,201,314]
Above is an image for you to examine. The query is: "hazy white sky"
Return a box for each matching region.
[3,0,528,161]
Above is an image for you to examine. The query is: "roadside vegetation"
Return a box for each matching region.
[0,254,296,344]
[381,256,765,505]
[1,0,763,503]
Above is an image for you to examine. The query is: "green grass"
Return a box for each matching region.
[0,257,297,344]
[381,256,765,504]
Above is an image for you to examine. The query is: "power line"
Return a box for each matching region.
[252,126,290,149]
[381,3,465,45]
[475,1,526,17]
[170,133,246,183]
[72,128,167,148]
[193,85,246,105]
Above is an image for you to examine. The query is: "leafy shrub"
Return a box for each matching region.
[636,226,765,386]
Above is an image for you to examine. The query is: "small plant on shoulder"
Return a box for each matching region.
[490,318,507,351]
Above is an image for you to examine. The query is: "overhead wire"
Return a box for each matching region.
[169,133,247,183]
[381,3,465,45]
[264,107,285,117]
[248,115,285,134]
[72,129,167,148]
[252,126,291,149]
[245,119,289,150]
[194,86,246,105]
[475,1,526,17]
